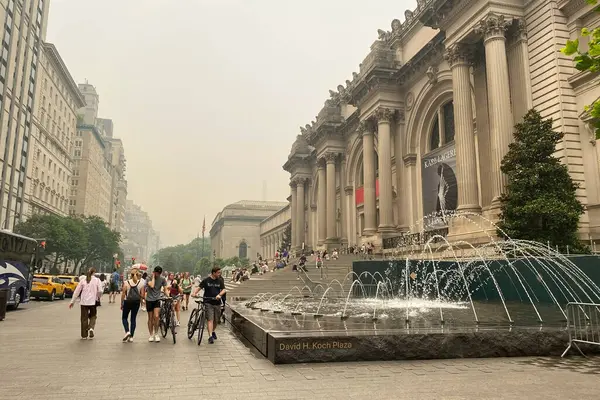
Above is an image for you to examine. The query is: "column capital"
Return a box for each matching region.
[513,19,527,43]
[296,177,309,185]
[475,13,511,42]
[444,43,474,68]
[317,157,326,169]
[396,109,405,124]
[357,120,374,136]
[289,179,298,188]
[324,152,338,164]
[374,107,395,124]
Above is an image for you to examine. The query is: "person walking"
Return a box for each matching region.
[199,266,226,344]
[109,268,120,303]
[69,267,103,340]
[120,268,145,342]
[145,266,167,342]
[182,272,192,311]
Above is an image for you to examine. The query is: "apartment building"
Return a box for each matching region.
[69,124,112,222]
[105,135,127,232]
[26,42,85,217]
[0,0,49,228]
[122,199,155,263]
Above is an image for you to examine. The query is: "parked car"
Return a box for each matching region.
[57,275,78,297]
[31,275,66,301]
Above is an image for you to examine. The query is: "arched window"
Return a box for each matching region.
[239,241,248,259]
[429,100,455,151]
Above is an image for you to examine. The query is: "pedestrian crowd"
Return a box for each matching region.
[68,265,225,344]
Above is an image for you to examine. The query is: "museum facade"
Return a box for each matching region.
[283,0,600,251]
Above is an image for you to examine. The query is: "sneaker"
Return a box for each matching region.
[176,321,180,327]
[148,336,155,342]
[154,334,161,342]
[208,337,214,344]
[212,331,217,340]
[128,337,134,343]
[80,337,87,340]
[88,329,95,339]
[123,332,131,342]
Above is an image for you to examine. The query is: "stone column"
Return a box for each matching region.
[360,121,377,235]
[395,111,407,230]
[445,44,481,213]
[325,152,338,242]
[339,156,347,243]
[477,13,513,205]
[290,179,297,250]
[307,181,313,249]
[296,178,306,250]
[317,159,327,245]
[375,107,395,233]
[508,20,532,124]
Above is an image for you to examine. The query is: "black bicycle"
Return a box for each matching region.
[187,296,221,345]
[159,294,182,344]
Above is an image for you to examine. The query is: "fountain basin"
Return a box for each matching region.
[227,303,575,364]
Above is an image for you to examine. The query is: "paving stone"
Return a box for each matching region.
[2,301,600,399]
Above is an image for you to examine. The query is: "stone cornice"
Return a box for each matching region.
[394,32,446,87]
[418,0,475,30]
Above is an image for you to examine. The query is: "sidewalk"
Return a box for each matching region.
[1,300,599,400]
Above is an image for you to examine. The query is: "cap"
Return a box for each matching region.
[153,266,163,273]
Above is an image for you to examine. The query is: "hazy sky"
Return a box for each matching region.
[46,0,415,246]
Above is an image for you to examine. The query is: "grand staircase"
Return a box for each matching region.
[224,254,358,300]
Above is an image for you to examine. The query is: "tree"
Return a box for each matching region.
[194,257,212,276]
[153,236,211,272]
[497,109,585,252]
[562,0,600,138]
[14,214,120,274]
[279,220,291,252]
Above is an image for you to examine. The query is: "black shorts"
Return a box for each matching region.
[146,300,161,312]
[109,282,119,292]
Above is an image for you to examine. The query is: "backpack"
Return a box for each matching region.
[126,280,141,302]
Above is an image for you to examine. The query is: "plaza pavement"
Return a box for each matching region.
[1,299,599,400]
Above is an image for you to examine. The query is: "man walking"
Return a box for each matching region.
[199,266,226,344]
[145,266,167,342]
[109,268,120,303]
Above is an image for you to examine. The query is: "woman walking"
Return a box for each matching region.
[182,272,192,311]
[120,268,144,342]
[69,267,103,340]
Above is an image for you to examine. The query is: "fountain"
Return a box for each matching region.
[227,213,600,364]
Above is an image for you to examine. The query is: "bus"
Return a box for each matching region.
[0,230,39,309]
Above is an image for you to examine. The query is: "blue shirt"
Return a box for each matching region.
[111,271,120,284]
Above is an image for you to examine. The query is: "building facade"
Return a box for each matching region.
[284,0,600,251]
[122,199,155,263]
[210,200,288,260]
[259,203,291,258]
[77,83,98,126]
[105,136,127,232]
[26,42,85,217]
[0,0,49,228]
[69,124,112,221]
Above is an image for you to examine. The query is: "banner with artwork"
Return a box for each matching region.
[421,144,458,228]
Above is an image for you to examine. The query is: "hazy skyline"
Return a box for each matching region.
[46,0,414,246]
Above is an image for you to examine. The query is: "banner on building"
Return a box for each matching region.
[421,144,458,228]
[355,180,379,205]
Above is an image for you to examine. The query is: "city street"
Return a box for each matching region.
[1,300,600,400]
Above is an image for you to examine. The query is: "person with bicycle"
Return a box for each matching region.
[199,266,226,344]
[166,273,183,326]
[146,266,168,342]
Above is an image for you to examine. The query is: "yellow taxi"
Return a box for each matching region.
[57,275,78,297]
[31,274,66,301]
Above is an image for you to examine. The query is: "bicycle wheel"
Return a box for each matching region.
[160,309,169,338]
[170,310,177,344]
[197,310,206,345]
[187,308,198,339]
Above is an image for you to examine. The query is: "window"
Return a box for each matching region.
[429,100,455,151]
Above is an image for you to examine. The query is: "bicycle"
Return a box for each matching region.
[187,296,222,345]
[159,294,182,344]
